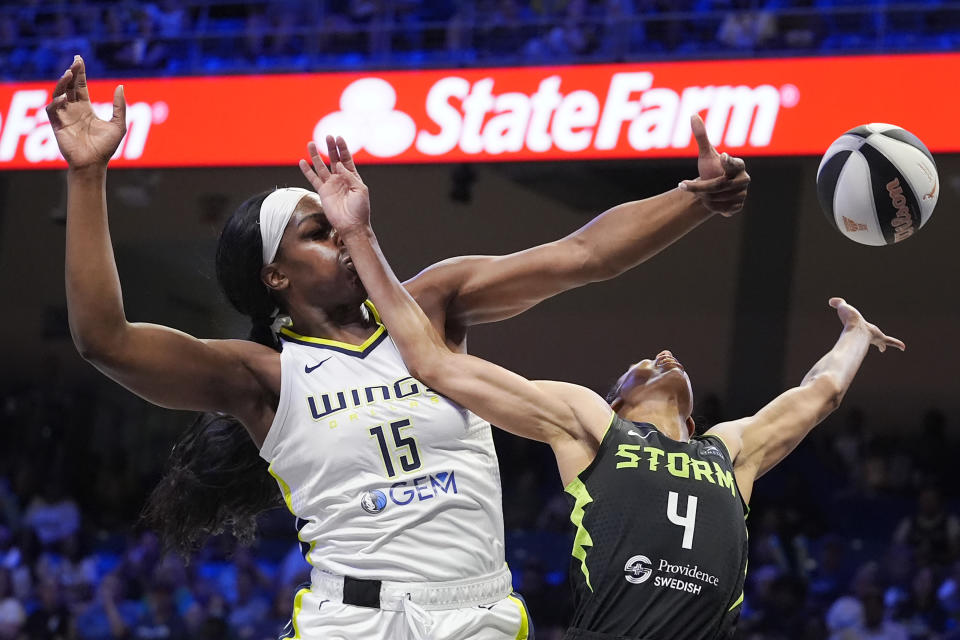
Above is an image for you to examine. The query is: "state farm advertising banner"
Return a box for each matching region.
[0,53,955,168]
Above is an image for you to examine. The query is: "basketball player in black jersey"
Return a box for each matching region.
[301,137,905,640]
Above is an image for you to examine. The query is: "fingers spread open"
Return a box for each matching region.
[325,135,340,170]
[299,159,323,191]
[308,141,331,180]
[335,136,357,173]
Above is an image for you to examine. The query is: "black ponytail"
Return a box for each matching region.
[140,413,282,555]
[142,190,289,555]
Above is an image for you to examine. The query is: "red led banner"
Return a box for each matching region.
[0,53,955,168]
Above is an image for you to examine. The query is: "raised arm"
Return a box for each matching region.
[300,137,612,481]
[707,298,904,504]
[51,57,273,439]
[404,116,751,330]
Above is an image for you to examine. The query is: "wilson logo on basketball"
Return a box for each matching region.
[842,216,867,232]
[885,178,916,242]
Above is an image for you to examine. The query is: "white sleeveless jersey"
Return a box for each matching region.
[259,303,506,583]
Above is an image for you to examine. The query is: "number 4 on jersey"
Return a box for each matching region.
[667,491,698,549]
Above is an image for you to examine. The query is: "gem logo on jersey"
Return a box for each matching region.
[390,470,458,505]
[624,555,653,584]
[360,489,388,514]
[360,469,460,514]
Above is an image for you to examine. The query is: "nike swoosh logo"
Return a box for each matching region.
[627,429,654,439]
[305,357,333,374]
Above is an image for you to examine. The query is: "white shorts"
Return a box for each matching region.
[279,567,533,640]
[279,590,532,640]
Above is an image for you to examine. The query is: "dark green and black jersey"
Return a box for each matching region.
[563,414,748,640]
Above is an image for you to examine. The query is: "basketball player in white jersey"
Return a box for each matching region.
[49,57,748,639]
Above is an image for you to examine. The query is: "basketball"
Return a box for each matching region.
[816,123,938,246]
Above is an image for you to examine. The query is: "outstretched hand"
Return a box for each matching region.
[678,115,750,217]
[298,136,371,236]
[830,297,905,353]
[46,55,127,170]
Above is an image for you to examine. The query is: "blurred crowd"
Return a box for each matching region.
[1,0,958,81]
[734,407,960,640]
[2,378,960,639]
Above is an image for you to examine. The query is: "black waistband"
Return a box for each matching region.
[342,576,382,608]
[564,628,650,640]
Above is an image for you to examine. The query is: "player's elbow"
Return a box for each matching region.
[70,324,123,365]
[67,307,130,363]
[810,373,845,415]
[553,236,612,284]
[404,351,449,387]
[404,358,436,386]
[74,340,124,370]
[575,237,622,282]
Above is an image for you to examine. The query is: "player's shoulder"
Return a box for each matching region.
[533,380,613,441]
[689,434,733,464]
[398,268,471,347]
[701,419,749,462]
[402,256,478,308]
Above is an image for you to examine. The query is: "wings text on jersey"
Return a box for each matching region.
[307,375,440,421]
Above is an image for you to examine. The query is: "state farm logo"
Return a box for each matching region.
[313,73,798,159]
[0,89,167,163]
[313,78,416,158]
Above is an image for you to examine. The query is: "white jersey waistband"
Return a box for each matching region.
[309,565,513,611]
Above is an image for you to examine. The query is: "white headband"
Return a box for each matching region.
[259,187,315,265]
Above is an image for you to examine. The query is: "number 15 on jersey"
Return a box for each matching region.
[369,418,422,478]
